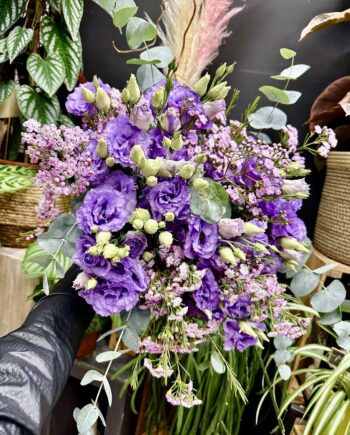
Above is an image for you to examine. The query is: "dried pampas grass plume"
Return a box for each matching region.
[158,0,244,85]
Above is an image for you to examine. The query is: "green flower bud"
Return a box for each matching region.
[164,212,175,222]
[193,73,211,97]
[121,88,130,104]
[132,218,144,230]
[197,153,207,164]
[88,245,99,256]
[96,231,112,245]
[130,144,145,166]
[159,231,173,248]
[162,137,172,149]
[96,138,108,158]
[243,222,265,235]
[219,247,237,265]
[233,247,246,261]
[239,321,258,337]
[152,87,166,109]
[284,260,297,272]
[95,87,111,112]
[142,251,154,262]
[280,237,309,253]
[207,82,231,101]
[87,278,98,289]
[146,176,158,187]
[106,156,115,167]
[158,221,166,229]
[116,246,130,258]
[252,243,269,254]
[179,163,195,179]
[81,86,95,104]
[141,159,161,177]
[93,75,99,89]
[132,208,151,222]
[286,162,310,178]
[192,178,209,191]
[171,132,184,151]
[216,63,227,78]
[103,243,120,259]
[144,219,159,235]
[226,63,235,75]
[90,225,98,233]
[126,74,140,105]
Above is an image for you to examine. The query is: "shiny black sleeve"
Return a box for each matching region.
[0,267,94,435]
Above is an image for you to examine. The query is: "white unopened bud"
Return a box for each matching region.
[105,156,115,167]
[152,87,166,109]
[192,178,209,191]
[103,244,119,259]
[126,74,140,105]
[96,138,108,158]
[141,159,161,177]
[92,75,99,89]
[159,231,173,248]
[96,231,112,245]
[121,88,130,104]
[162,136,172,149]
[164,212,175,222]
[88,245,99,256]
[132,208,151,222]
[219,247,237,265]
[243,222,265,235]
[158,221,166,229]
[207,82,231,101]
[252,243,269,254]
[171,132,184,151]
[87,278,98,289]
[130,144,145,166]
[193,73,211,97]
[280,237,309,253]
[142,251,154,262]
[179,163,195,179]
[82,86,95,104]
[233,247,246,261]
[144,219,159,235]
[95,87,111,111]
[146,176,158,187]
[132,218,144,230]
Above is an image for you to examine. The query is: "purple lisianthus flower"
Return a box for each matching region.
[159,107,181,134]
[148,128,167,159]
[193,268,221,313]
[76,186,130,233]
[107,257,148,293]
[226,294,251,319]
[101,170,137,215]
[124,231,147,258]
[66,79,111,116]
[103,114,151,168]
[218,218,244,239]
[233,157,261,190]
[261,252,283,274]
[147,177,190,220]
[79,280,139,316]
[73,234,110,277]
[184,216,218,259]
[83,139,110,186]
[130,96,154,130]
[223,319,257,352]
[270,218,307,241]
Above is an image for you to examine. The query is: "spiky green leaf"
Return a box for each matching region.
[0,79,15,103]
[0,0,26,36]
[62,0,84,40]
[7,26,33,63]
[0,164,35,193]
[27,53,65,96]
[17,85,60,124]
[40,17,82,91]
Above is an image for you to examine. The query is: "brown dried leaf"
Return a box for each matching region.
[339,92,350,116]
[300,8,350,40]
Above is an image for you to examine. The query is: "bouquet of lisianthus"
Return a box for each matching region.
[22,60,337,430]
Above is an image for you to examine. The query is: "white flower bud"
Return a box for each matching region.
[96,138,108,158]
[132,218,144,230]
[207,82,231,101]
[216,63,227,78]
[243,222,265,235]
[159,231,173,248]
[126,74,140,105]
[87,278,98,289]
[81,86,95,104]
[96,231,112,245]
[141,159,161,177]
[88,245,99,256]
[146,176,158,187]
[144,219,159,235]
[121,88,130,104]
[164,212,175,222]
[152,87,166,109]
[171,132,184,151]
[280,237,309,253]
[95,87,111,112]
[233,247,246,261]
[197,153,207,164]
[103,244,120,259]
[158,221,166,229]
[219,247,237,265]
[193,73,211,97]
[162,137,172,149]
[132,208,151,222]
[92,75,99,89]
[192,178,209,191]
[179,163,195,179]
[142,251,154,262]
[105,156,115,167]
[252,243,269,254]
[130,144,145,166]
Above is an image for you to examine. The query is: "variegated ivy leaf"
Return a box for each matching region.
[62,0,84,40]
[0,80,15,103]
[17,85,60,124]
[0,39,7,54]
[40,17,82,91]
[7,26,34,63]
[0,0,26,36]
[27,53,65,97]
[0,164,35,193]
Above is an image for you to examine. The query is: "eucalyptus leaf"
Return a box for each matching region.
[280,48,296,59]
[136,64,165,90]
[248,106,287,130]
[80,369,104,386]
[210,351,226,374]
[311,280,346,313]
[122,306,150,333]
[76,404,99,434]
[96,350,128,363]
[97,326,124,342]
[259,86,290,104]
[122,324,140,351]
[274,350,294,366]
[271,64,310,81]
[290,269,320,297]
[313,263,338,275]
[336,336,350,351]
[126,17,157,49]
[190,178,230,224]
[92,0,116,16]
[318,308,342,326]
[103,378,112,406]
[7,26,33,63]
[113,0,138,30]
[333,321,350,337]
[274,336,294,351]
[341,300,350,314]
[278,364,291,380]
[140,46,173,68]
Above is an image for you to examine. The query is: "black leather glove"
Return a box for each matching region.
[0,266,94,435]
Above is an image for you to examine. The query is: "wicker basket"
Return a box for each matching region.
[314,151,350,265]
[0,186,71,248]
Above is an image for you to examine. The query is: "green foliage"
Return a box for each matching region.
[290,269,319,297]
[136,64,165,90]
[210,351,226,374]
[74,404,100,434]
[0,0,26,36]
[7,26,33,63]
[126,17,157,49]
[0,79,15,103]
[280,48,296,59]
[0,164,35,193]
[271,64,310,81]
[190,179,231,224]
[62,0,84,40]
[113,0,138,30]
[248,106,287,130]
[259,86,301,105]
[17,85,60,124]
[27,53,65,97]
[139,46,173,68]
[310,280,346,313]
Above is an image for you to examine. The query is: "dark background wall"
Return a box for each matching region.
[80,0,350,237]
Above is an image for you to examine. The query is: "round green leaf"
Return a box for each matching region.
[259,86,290,104]
[278,364,291,380]
[271,64,310,80]
[211,351,226,374]
[248,106,287,130]
[274,336,294,350]
[290,269,320,297]
[76,404,100,433]
[284,90,302,105]
[311,280,346,313]
[318,308,342,326]
[136,64,165,90]
[27,53,65,96]
[7,26,33,63]
[17,85,61,124]
[333,321,350,337]
[280,48,296,59]
[274,350,294,366]
[126,17,157,49]
[140,46,173,68]
[113,0,138,30]
[0,0,26,36]
[0,79,15,103]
